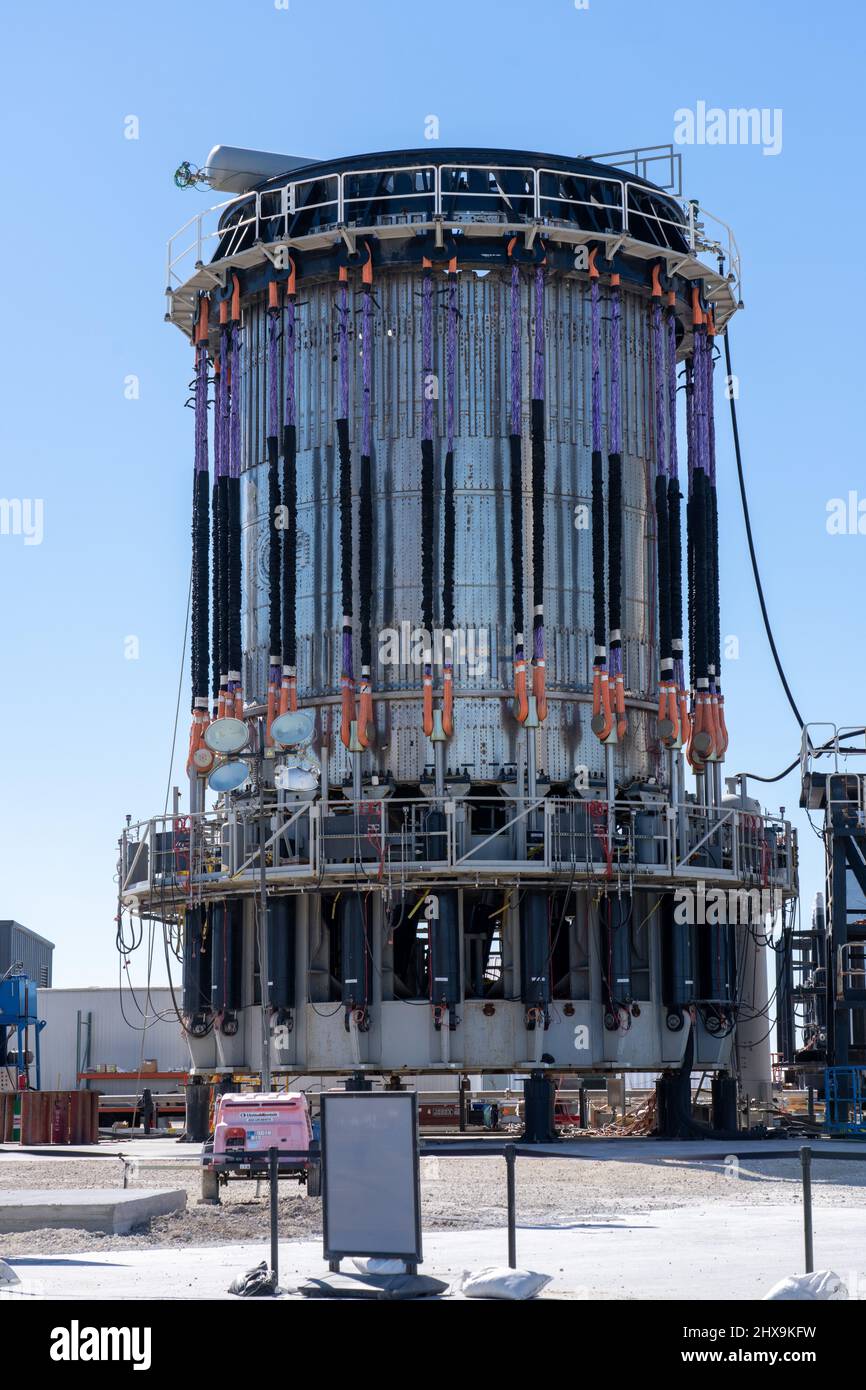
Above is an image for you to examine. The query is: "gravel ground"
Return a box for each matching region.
[3,1147,866,1257]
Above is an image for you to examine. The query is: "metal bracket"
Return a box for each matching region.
[339,227,356,256]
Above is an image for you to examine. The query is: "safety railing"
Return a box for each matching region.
[119,797,795,902]
[165,159,741,312]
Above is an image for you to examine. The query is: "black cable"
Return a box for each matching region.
[211,472,220,706]
[591,448,606,655]
[530,397,545,646]
[266,426,282,664]
[607,451,622,647]
[509,434,524,647]
[421,437,435,636]
[359,449,373,670]
[282,421,297,668]
[655,471,671,666]
[724,327,804,729]
[443,446,455,634]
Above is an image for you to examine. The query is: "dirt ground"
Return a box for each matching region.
[3,1147,866,1257]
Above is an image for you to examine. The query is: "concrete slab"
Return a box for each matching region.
[0,1189,187,1236]
[4,1204,866,1300]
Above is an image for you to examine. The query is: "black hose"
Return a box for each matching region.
[359,449,373,670]
[591,449,606,656]
[509,434,524,647]
[443,447,455,634]
[281,423,297,668]
[267,432,281,659]
[338,417,353,626]
[421,436,435,637]
[724,328,804,729]
[530,397,545,653]
[607,451,622,644]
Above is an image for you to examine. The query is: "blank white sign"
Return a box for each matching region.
[321,1092,421,1261]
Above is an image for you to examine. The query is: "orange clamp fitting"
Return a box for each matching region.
[422,669,434,738]
[610,272,621,287]
[651,264,663,298]
[588,247,599,280]
[286,255,297,298]
[340,675,354,749]
[592,668,613,742]
[357,678,372,749]
[361,241,374,286]
[195,295,210,344]
[267,280,281,312]
[691,287,705,328]
[442,665,454,738]
[679,688,691,750]
[533,659,547,723]
[230,273,240,324]
[265,673,278,746]
[717,694,729,757]
[233,688,244,721]
[514,655,529,725]
[614,672,627,741]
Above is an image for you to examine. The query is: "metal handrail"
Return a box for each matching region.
[165,159,740,316]
[119,796,795,900]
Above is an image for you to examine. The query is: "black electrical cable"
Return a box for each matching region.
[338,415,353,627]
[421,436,435,637]
[655,470,671,667]
[359,449,373,670]
[211,467,220,707]
[227,472,242,676]
[530,396,545,651]
[509,438,524,666]
[724,327,804,730]
[443,444,455,635]
[266,331,282,663]
[591,447,606,656]
[282,417,297,668]
[217,474,229,681]
[607,451,622,649]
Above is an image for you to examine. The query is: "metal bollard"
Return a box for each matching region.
[505,1144,517,1269]
[269,1146,279,1287]
[800,1145,814,1273]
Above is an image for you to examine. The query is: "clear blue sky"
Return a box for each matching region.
[1,0,862,986]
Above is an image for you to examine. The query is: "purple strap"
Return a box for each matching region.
[362,288,372,457]
[705,332,716,485]
[510,264,521,436]
[229,324,241,480]
[609,285,621,456]
[342,628,353,679]
[652,302,666,478]
[195,345,208,474]
[446,276,457,453]
[532,266,545,401]
[590,279,601,453]
[216,326,229,479]
[422,271,433,441]
[284,299,296,428]
[685,355,695,497]
[338,285,349,422]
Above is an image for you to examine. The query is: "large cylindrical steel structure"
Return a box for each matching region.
[118,147,797,1099]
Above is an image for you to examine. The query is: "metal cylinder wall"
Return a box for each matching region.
[239,269,661,784]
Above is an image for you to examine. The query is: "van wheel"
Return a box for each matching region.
[306,1162,322,1198]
